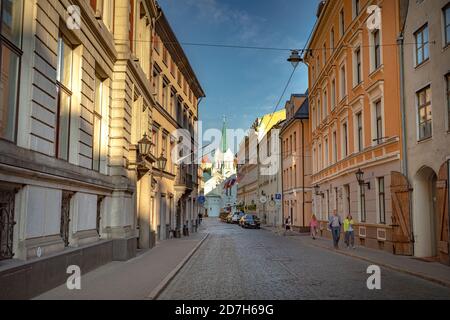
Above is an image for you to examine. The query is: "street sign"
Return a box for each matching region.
[260,196,267,204]
[275,193,282,200]
[198,196,206,205]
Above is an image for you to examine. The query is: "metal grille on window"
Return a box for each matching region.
[60,191,74,247]
[96,195,105,236]
[0,189,16,260]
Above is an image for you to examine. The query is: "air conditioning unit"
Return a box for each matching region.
[377,228,387,241]
[359,226,366,238]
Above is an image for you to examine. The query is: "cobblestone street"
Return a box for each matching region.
[158,219,450,300]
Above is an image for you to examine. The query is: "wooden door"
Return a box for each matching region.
[436,162,449,265]
[390,171,413,255]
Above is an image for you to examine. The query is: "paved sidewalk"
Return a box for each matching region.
[35,229,208,300]
[262,225,450,288]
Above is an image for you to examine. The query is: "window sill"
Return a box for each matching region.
[352,81,364,91]
[417,137,432,144]
[368,65,383,78]
[414,59,430,70]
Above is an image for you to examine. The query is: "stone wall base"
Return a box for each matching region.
[0,236,138,299]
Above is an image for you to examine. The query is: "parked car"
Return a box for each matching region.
[231,212,245,224]
[240,214,261,229]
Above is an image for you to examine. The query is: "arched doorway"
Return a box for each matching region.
[413,166,438,258]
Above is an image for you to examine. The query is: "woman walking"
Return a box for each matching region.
[310,214,319,240]
[344,214,355,249]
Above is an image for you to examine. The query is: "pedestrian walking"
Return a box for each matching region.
[344,214,355,249]
[198,213,203,225]
[310,214,319,240]
[328,210,342,249]
[285,216,291,231]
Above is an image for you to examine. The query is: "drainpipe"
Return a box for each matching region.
[397,0,414,255]
[301,119,306,228]
[279,130,285,228]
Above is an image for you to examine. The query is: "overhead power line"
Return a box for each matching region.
[115,38,433,53]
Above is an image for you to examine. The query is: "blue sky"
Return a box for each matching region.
[159,0,319,135]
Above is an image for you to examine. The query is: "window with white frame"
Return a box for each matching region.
[414,24,429,66]
[56,34,74,161]
[342,121,348,158]
[340,64,346,100]
[374,100,383,144]
[358,184,366,222]
[353,46,362,86]
[330,28,335,53]
[352,0,360,19]
[318,143,322,171]
[377,177,386,224]
[370,29,382,71]
[356,111,363,152]
[417,86,432,140]
[331,78,336,110]
[332,130,337,163]
[93,72,106,172]
[0,0,23,142]
[339,9,345,37]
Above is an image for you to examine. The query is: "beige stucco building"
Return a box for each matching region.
[0,0,204,299]
[280,94,312,231]
[401,0,450,264]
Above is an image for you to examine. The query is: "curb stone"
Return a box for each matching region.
[146,233,209,300]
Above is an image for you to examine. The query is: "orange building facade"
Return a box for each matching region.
[305,0,404,252]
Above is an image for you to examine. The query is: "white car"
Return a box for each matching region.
[231,212,244,224]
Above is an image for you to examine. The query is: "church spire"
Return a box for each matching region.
[220,116,227,153]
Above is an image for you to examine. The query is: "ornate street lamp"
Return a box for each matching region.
[137,133,152,156]
[157,151,167,173]
[287,50,303,68]
[355,168,371,190]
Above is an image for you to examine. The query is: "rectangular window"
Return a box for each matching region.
[323,90,328,118]
[332,131,337,163]
[323,43,327,65]
[324,137,329,167]
[373,29,381,70]
[340,65,346,100]
[339,9,345,37]
[378,177,386,224]
[375,100,383,144]
[318,144,322,171]
[417,86,432,140]
[359,186,366,222]
[56,35,74,161]
[342,122,348,157]
[445,4,450,47]
[331,79,336,109]
[447,74,450,131]
[0,0,23,142]
[353,0,360,18]
[330,29,335,53]
[355,47,362,85]
[415,24,429,66]
[356,112,363,152]
[93,73,104,172]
